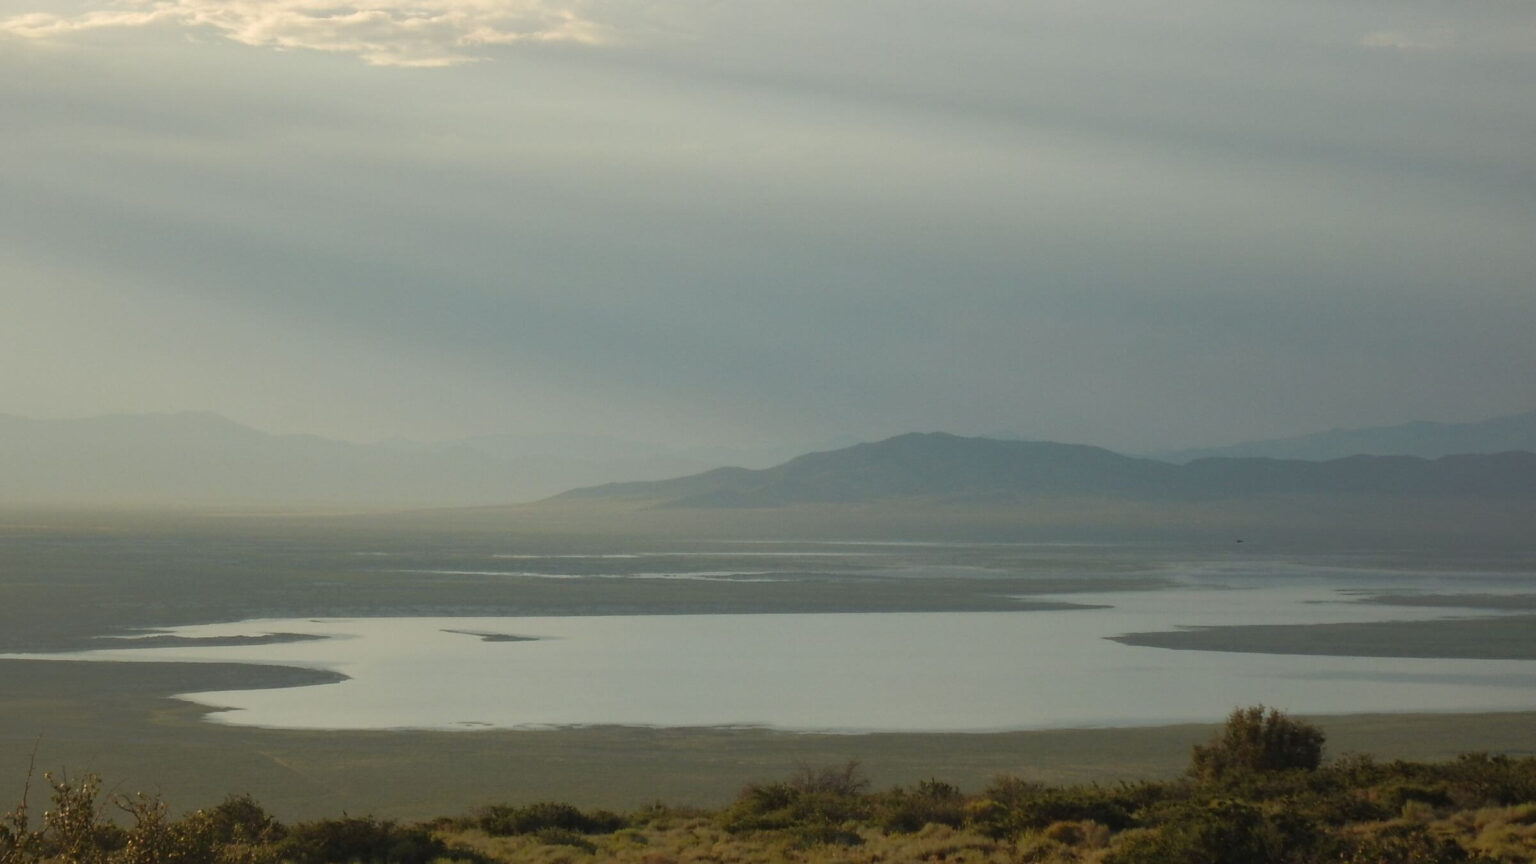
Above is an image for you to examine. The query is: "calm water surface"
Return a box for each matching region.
[18,576,1536,732]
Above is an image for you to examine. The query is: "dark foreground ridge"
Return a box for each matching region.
[4,707,1532,863]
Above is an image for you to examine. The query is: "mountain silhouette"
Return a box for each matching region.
[1162,410,1536,462]
[552,432,1536,507]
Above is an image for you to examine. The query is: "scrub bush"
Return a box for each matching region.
[1190,705,1326,783]
[476,801,625,836]
[530,827,597,852]
[278,815,447,864]
[1106,798,1326,864]
[876,779,965,833]
[719,762,871,836]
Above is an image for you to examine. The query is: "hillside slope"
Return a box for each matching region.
[551,432,1536,507]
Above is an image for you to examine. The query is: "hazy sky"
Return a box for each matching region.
[3,0,1534,453]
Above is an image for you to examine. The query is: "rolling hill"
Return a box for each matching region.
[551,431,1536,508]
[1161,410,1536,462]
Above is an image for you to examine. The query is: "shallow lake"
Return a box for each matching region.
[17,577,1536,732]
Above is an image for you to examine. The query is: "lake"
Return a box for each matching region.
[14,567,1536,732]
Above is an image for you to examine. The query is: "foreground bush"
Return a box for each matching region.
[874,779,965,834]
[473,801,626,836]
[278,817,448,864]
[0,707,1530,863]
[719,760,871,843]
[1106,798,1328,864]
[1190,705,1327,783]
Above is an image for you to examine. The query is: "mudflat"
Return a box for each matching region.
[1110,614,1536,659]
[2,657,1534,820]
[2,512,1532,820]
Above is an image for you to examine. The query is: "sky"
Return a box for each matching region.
[3,0,1534,455]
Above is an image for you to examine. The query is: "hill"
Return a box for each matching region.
[0,412,812,507]
[551,431,1536,508]
[1161,410,1536,462]
[6,414,1534,527]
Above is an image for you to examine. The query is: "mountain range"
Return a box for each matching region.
[554,431,1536,508]
[1159,410,1536,462]
[0,412,784,507]
[1,411,1533,511]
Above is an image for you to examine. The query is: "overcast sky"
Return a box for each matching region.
[3,0,1533,454]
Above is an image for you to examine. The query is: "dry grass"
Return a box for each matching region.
[434,817,1200,864]
[440,820,1033,864]
[1454,803,1536,862]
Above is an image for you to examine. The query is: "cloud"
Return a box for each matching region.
[1360,22,1536,55]
[1359,27,1455,52]
[0,0,607,66]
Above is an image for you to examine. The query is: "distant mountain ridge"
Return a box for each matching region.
[1161,410,1536,462]
[5,412,1534,511]
[0,412,755,507]
[552,432,1536,508]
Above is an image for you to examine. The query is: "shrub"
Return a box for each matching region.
[1012,787,1139,833]
[1380,783,1455,814]
[876,779,965,834]
[1442,753,1536,808]
[197,794,285,847]
[40,772,119,863]
[531,827,597,852]
[1339,821,1489,863]
[788,761,869,798]
[792,823,864,847]
[162,794,286,864]
[1190,705,1325,783]
[965,777,1156,838]
[476,802,625,836]
[979,774,1046,808]
[278,816,447,864]
[1106,799,1324,864]
[719,762,871,835]
[114,793,213,864]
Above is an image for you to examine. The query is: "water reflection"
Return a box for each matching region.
[13,580,1536,732]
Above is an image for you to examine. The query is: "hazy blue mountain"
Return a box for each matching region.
[1160,411,1536,462]
[0,412,756,507]
[551,432,1536,507]
[7,415,1533,513]
[433,431,803,483]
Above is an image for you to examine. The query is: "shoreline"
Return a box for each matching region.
[1,657,1533,821]
[0,523,1530,821]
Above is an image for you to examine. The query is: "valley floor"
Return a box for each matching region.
[2,656,1534,820]
[1,512,1532,821]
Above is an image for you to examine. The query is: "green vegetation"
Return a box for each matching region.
[3,708,1532,863]
[1188,704,1326,782]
